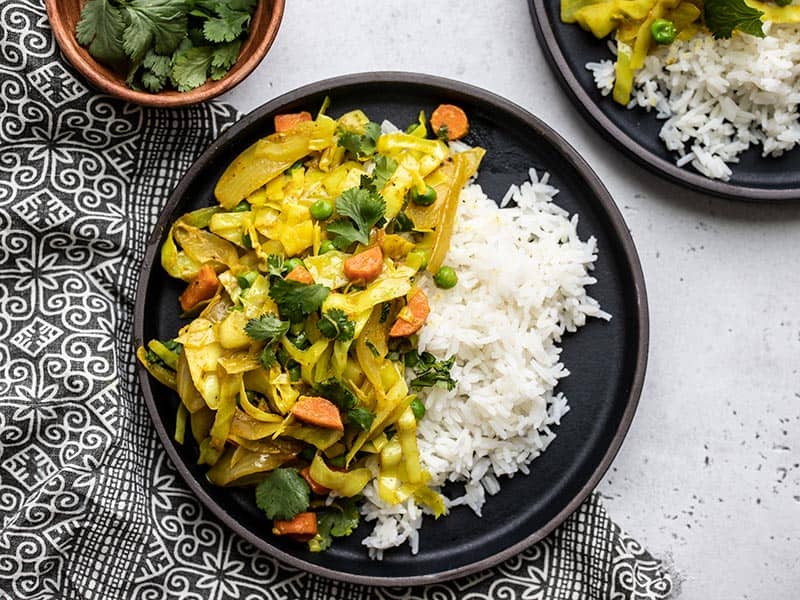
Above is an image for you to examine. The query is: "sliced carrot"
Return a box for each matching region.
[273,511,318,542]
[343,246,383,282]
[300,466,330,495]
[291,396,344,431]
[179,264,219,312]
[285,265,314,284]
[430,104,469,141]
[389,288,430,337]
[274,112,312,133]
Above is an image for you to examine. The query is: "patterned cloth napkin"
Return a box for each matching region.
[0,2,673,599]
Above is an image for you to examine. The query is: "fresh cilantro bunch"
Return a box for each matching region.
[75,0,258,93]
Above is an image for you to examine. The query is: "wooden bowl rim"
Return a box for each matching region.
[44,0,285,107]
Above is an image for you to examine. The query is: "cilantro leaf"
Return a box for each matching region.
[326,220,363,251]
[171,45,214,92]
[337,122,382,159]
[406,351,458,391]
[260,346,277,368]
[75,0,127,66]
[327,187,386,249]
[203,9,251,43]
[245,313,290,344]
[268,278,330,323]
[309,499,360,552]
[704,0,764,39]
[143,50,172,77]
[346,407,375,431]
[211,40,242,69]
[312,379,357,410]
[123,0,188,63]
[317,309,355,341]
[371,155,397,190]
[255,468,310,521]
[142,70,166,92]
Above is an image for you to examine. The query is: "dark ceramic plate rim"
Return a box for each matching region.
[529,0,799,202]
[133,71,648,586]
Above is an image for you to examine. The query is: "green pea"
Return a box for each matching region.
[232,200,251,212]
[319,240,336,254]
[410,398,426,420]
[650,19,676,45]
[410,185,437,206]
[328,454,346,468]
[309,199,334,220]
[285,257,304,272]
[433,266,458,289]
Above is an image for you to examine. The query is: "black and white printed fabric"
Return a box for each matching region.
[0,2,674,598]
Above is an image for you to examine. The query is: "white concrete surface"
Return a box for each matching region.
[220,2,800,598]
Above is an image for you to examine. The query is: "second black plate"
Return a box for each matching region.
[530,0,800,201]
[134,72,648,585]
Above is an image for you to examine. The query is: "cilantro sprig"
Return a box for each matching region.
[255,468,310,521]
[244,313,290,368]
[704,0,765,39]
[337,122,382,159]
[308,498,361,552]
[75,0,257,93]
[326,187,386,250]
[317,309,355,341]
[268,278,330,323]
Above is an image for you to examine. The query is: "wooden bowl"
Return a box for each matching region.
[45,0,285,107]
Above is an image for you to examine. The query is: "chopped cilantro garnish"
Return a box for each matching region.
[406,351,458,391]
[371,155,397,190]
[244,313,290,344]
[317,309,355,341]
[268,279,330,323]
[346,407,375,431]
[313,379,357,410]
[312,379,374,431]
[704,0,764,39]
[326,187,386,250]
[255,468,310,521]
[308,499,360,552]
[337,122,381,159]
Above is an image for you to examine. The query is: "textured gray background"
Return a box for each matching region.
[220,1,800,598]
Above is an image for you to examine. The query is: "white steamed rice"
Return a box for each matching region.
[587,23,800,180]
[360,168,609,558]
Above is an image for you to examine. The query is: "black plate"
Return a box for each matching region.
[530,1,800,201]
[134,72,648,585]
